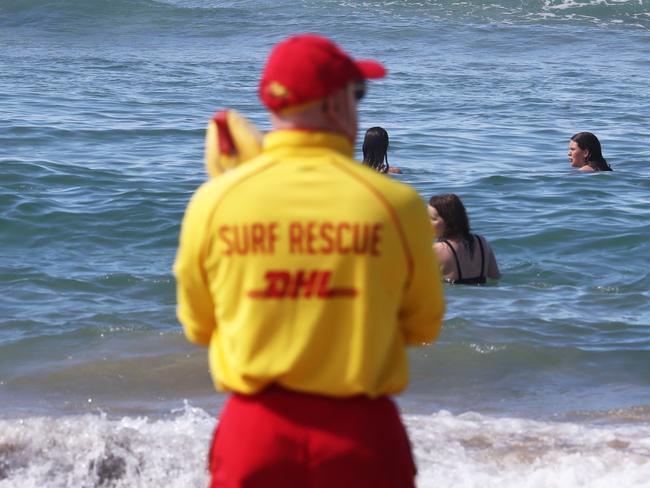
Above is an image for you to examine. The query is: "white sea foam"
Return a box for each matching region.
[2,406,650,487]
[0,403,213,488]
[409,411,650,488]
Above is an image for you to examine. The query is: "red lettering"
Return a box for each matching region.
[248,271,290,298]
[267,271,291,297]
[351,223,368,254]
[218,223,281,256]
[316,270,332,298]
[276,222,385,256]
[268,222,279,253]
[248,269,357,299]
[233,226,249,255]
[317,270,357,297]
[251,223,265,253]
[288,270,320,298]
[218,226,233,255]
[336,222,351,254]
[323,288,358,298]
[289,222,303,254]
[371,224,382,256]
[320,222,334,254]
[305,222,317,255]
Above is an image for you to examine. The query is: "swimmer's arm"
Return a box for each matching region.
[399,198,445,345]
[173,184,218,346]
[433,242,455,279]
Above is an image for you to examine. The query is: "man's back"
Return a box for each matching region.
[175,130,444,397]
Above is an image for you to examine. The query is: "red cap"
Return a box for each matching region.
[259,34,386,113]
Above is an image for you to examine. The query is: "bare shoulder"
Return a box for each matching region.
[433,241,455,277]
[433,241,452,257]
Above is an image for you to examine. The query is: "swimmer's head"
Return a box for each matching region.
[428,194,471,241]
[362,127,389,173]
[569,132,611,171]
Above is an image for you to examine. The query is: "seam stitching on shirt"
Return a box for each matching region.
[328,159,414,287]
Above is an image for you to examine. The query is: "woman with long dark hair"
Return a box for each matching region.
[568,132,613,172]
[362,127,401,174]
[428,194,500,285]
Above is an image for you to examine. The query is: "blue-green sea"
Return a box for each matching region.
[1,0,649,486]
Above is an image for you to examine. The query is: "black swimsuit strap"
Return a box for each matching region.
[475,234,486,280]
[441,239,463,281]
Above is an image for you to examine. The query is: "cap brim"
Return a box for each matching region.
[356,60,387,79]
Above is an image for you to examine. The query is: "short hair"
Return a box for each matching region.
[428,193,476,257]
[571,132,612,171]
[362,127,389,173]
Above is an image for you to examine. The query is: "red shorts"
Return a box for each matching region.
[208,386,416,488]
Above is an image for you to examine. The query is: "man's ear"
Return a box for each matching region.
[321,95,340,125]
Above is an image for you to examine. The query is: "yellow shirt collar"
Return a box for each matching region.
[263,130,354,158]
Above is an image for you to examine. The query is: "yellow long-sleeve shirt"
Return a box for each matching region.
[174,130,445,398]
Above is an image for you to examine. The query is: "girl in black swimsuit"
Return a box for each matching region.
[428,194,501,285]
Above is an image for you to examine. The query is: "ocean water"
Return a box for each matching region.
[1,0,650,486]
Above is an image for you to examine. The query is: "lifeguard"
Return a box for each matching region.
[174,33,445,487]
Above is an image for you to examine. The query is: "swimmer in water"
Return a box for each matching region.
[568,132,613,172]
[428,193,501,285]
[362,126,402,174]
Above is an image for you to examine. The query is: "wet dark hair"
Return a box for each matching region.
[362,127,390,173]
[571,132,612,171]
[428,193,476,257]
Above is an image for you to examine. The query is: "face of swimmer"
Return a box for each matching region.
[568,140,589,168]
[427,205,445,238]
